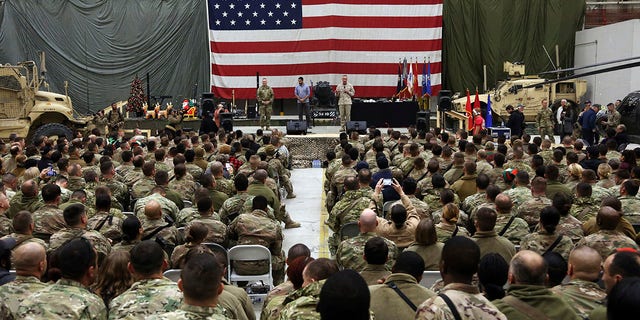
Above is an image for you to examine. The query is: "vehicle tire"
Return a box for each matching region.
[31,123,73,144]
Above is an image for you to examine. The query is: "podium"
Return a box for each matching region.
[489,127,511,139]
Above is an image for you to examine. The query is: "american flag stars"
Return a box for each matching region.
[209,1,302,30]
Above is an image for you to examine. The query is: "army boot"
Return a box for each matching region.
[284,214,301,229]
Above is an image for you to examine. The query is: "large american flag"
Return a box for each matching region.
[207,0,442,99]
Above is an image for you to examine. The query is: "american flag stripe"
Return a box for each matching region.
[208,0,442,99]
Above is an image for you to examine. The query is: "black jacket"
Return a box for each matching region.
[507,111,525,137]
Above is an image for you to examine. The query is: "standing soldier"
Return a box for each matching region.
[257,78,274,130]
[335,75,355,132]
[604,102,621,131]
[107,103,124,136]
[536,98,555,143]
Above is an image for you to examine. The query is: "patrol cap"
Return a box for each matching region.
[355,161,369,172]
[0,237,16,258]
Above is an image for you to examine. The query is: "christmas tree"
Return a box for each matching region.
[127,75,145,117]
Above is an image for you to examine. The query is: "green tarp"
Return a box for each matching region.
[443,0,586,94]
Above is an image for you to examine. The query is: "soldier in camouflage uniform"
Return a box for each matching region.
[0,242,48,320]
[109,241,183,319]
[122,155,145,189]
[131,161,157,200]
[115,150,134,178]
[416,237,508,320]
[7,180,43,219]
[188,196,227,246]
[257,78,274,130]
[135,187,181,223]
[520,207,575,261]
[106,103,124,134]
[443,152,465,185]
[97,161,128,210]
[576,206,639,260]
[336,209,398,271]
[460,174,491,221]
[210,161,236,197]
[227,195,285,285]
[494,194,529,246]
[0,193,13,237]
[168,164,199,203]
[502,171,532,211]
[265,145,296,198]
[140,200,181,249]
[86,193,124,243]
[550,246,607,319]
[536,98,556,142]
[516,177,552,230]
[618,179,640,224]
[218,174,255,225]
[17,238,107,320]
[49,204,112,264]
[31,184,67,242]
[326,177,374,255]
[504,147,534,177]
[277,258,339,320]
[571,182,601,222]
[327,155,357,211]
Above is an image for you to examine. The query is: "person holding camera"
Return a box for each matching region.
[335,75,355,132]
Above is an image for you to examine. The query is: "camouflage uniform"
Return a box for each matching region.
[168,177,199,202]
[227,209,285,284]
[142,218,181,247]
[516,195,552,230]
[277,280,324,320]
[214,177,236,197]
[109,278,183,319]
[619,195,640,224]
[591,185,614,204]
[415,282,507,320]
[461,192,486,220]
[188,216,227,246]
[7,192,43,219]
[550,279,606,319]
[175,207,221,228]
[435,223,470,243]
[335,232,397,272]
[476,160,494,177]
[370,273,436,320]
[148,304,231,320]
[443,165,464,185]
[493,284,581,320]
[135,192,180,222]
[520,231,574,261]
[538,150,554,166]
[556,215,585,244]
[575,229,639,260]
[247,181,282,221]
[86,210,124,242]
[326,190,373,254]
[422,188,460,210]
[502,186,531,211]
[219,192,254,224]
[17,278,107,320]
[0,215,12,237]
[392,195,431,219]
[122,168,144,188]
[0,275,49,320]
[494,213,529,245]
[504,159,534,177]
[536,106,555,141]
[115,163,135,179]
[185,163,204,183]
[570,197,600,222]
[31,205,67,241]
[49,227,111,259]
[98,176,128,209]
[360,264,392,286]
[257,83,274,129]
[112,239,141,253]
[132,176,157,199]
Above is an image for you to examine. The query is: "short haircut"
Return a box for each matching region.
[364,237,388,265]
[510,251,548,285]
[174,163,187,178]
[155,170,169,185]
[13,211,33,233]
[181,251,223,302]
[543,251,568,287]
[196,195,213,214]
[607,277,640,320]
[95,192,111,211]
[623,179,640,196]
[252,195,268,211]
[316,270,370,320]
[142,161,155,176]
[57,238,96,281]
[608,251,640,278]
[287,243,311,261]
[476,173,490,189]
[392,251,425,281]
[441,236,480,277]
[130,240,166,276]
[304,258,339,281]
[41,183,61,203]
[62,203,86,226]
[475,207,497,232]
[233,173,249,192]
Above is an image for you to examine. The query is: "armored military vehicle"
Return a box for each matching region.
[450,62,587,123]
[0,58,87,142]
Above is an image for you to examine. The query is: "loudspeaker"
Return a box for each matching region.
[416,111,429,132]
[438,89,452,111]
[346,121,367,134]
[201,92,215,116]
[247,104,257,119]
[286,120,308,135]
[220,112,233,132]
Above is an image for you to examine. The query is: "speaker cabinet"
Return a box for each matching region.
[220,112,233,132]
[416,111,429,132]
[346,121,367,134]
[201,92,215,116]
[286,120,308,135]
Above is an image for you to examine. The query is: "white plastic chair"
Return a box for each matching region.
[183,200,193,208]
[163,269,181,282]
[419,270,442,289]
[123,212,136,218]
[227,244,273,288]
